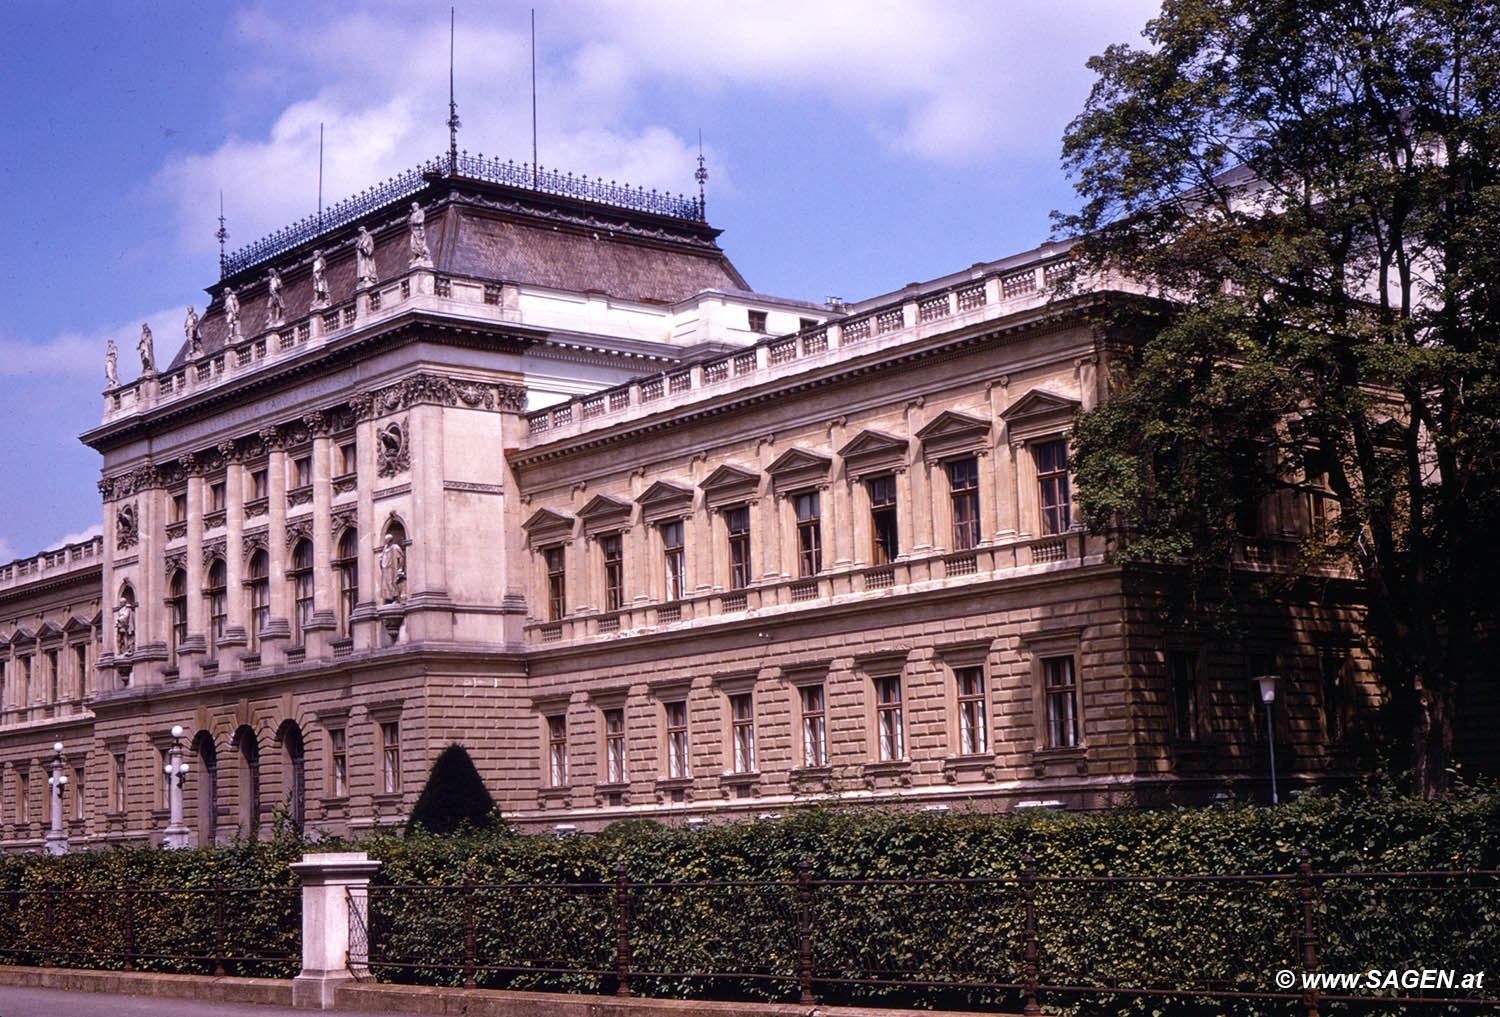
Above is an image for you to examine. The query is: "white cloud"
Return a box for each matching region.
[44,524,102,551]
[0,305,188,380]
[0,538,16,565]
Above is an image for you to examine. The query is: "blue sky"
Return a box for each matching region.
[0,0,1159,561]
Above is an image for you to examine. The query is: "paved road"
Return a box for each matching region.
[0,985,401,1017]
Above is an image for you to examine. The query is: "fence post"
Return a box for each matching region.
[42,889,54,968]
[1298,846,1321,1017]
[288,851,382,1009]
[796,856,815,1005]
[214,876,228,978]
[614,861,632,997]
[122,878,136,972]
[462,868,477,989]
[1020,853,1041,1017]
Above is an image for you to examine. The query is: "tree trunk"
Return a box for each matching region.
[1412,669,1454,800]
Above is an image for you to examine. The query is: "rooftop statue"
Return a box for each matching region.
[104,338,118,388]
[184,306,202,358]
[356,226,377,287]
[311,249,330,308]
[224,286,242,340]
[266,268,285,327]
[408,202,431,267]
[137,323,155,376]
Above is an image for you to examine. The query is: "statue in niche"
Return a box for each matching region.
[114,597,136,656]
[137,323,155,376]
[224,287,242,340]
[184,305,202,358]
[377,533,406,604]
[376,419,409,477]
[408,202,431,267]
[355,226,377,287]
[310,249,330,308]
[265,268,285,327]
[105,338,119,388]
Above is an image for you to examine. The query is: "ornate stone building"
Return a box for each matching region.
[0,154,1381,850]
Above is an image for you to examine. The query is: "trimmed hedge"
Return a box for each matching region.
[1,783,1497,1014]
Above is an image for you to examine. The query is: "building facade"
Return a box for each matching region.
[0,155,1382,850]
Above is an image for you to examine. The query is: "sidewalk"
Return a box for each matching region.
[0,984,397,1017]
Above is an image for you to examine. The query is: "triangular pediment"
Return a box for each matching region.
[35,620,63,640]
[916,409,992,443]
[765,448,833,477]
[63,615,93,635]
[577,494,633,524]
[1000,389,1081,423]
[521,507,575,534]
[636,480,694,509]
[699,464,759,493]
[838,429,908,461]
[8,626,36,644]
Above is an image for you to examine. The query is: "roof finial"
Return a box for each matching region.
[447,7,461,174]
[216,191,229,278]
[694,129,708,221]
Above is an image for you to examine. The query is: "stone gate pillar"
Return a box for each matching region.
[290,851,381,1009]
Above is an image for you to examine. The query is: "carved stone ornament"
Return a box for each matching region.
[303,411,329,435]
[288,487,313,507]
[333,476,358,494]
[104,338,119,388]
[241,530,268,564]
[184,306,202,358]
[115,503,139,551]
[408,202,431,267]
[376,532,407,604]
[281,420,310,448]
[224,287,242,341]
[115,597,136,656]
[349,392,375,422]
[285,517,314,550]
[202,539,227,567]
[155,460,185,488]
[265,268,285,328]
[310,249,330,309]
[137,322,156,376]
[163,550,187,575]
[331,508,357,541]
[452,381,494,409]
[259,426,286,451]
[355,227,378,287]
[178,453,200,477]
[217,440,240,464]
[496,383,527,412]
[376,417,410,478]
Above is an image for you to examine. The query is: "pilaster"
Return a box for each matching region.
[305,414,337,656]
[261,429,292,663]
[220,442,249,661]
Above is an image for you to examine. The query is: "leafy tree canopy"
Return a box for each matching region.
[1057,0,1500,797]
[406,742,502,835]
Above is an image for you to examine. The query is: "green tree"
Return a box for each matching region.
[1057,0,1500,796]
[406,743,501,834]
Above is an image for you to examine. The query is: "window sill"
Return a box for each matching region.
[1032,745,1088,776]
[594,781,629,791]
[719,770,760,785]
[370,791,404,803]
[654,776,693,789]
[863,759,912,774]
[942,753,996,782]
[319,796,350,808]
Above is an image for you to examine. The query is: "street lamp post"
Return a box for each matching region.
[1254,675,1279,805]
[44,742,69,856]
[163,724,193,849]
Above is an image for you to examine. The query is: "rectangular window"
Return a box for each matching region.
[547,715,568,786]
[601,534,624,612]
[868,475,899,564]
[794,491,822,576]
[956,666,988,755]
[250,469,268,500]
[543,545,566,621]
[21,656,32,705]
[665,700,689,778]
[112,751,127,813]
[16,772,27,825]
[71,766,83,821]
[661,521,685,601]
[74,644,89,698]
[380,722,401,793]
[1034,440,1071,535]
[800,685,827,767]
[0,659,7,711]
[171,492,188,523]
[726,506,752,590]
[603,708,626,783]
[948,458,981,550]
[158,747,171,810]
[294,456,312,488]
[875,675,905,760]
[46,649,59,703]
[730,692,756,773]
[1043,656,1080,748]
[747,309,768,333]
[1169,650,1199,742]
[339,442,357,476]
[209,481,226,512]
[330,729,348,797]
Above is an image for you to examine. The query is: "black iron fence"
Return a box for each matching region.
[0,881,299,978]
[355,856,1500,1016]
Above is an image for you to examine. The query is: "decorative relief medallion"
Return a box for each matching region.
[496,383,527,412]
[115,503,139,551]
[376,417,410,477]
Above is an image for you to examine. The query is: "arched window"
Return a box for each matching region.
[167,570,187,664]
[233,724,260,840]
[247,551,269,652]
[335,529,359,638]
[278,720,306,833]
[204,559,227,659]
[290,540,314,645]
[191,730,217,847]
